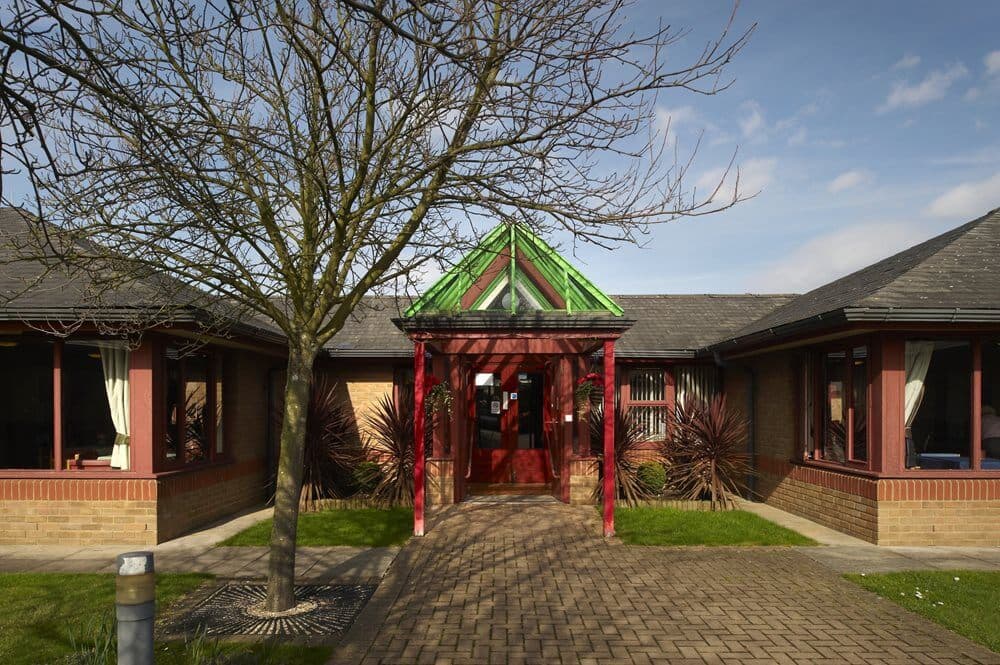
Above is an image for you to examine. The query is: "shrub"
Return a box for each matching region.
[636,461,667,495]
[352,460,382,495]
[300,373,362,510]
[589,402,656,507]
[365,388,417,507]
[661,395,752,510]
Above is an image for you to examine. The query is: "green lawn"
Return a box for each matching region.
[220,507,413,547]
[613,507,817,546]
[0,573,331,664]
[846,571,1000,653]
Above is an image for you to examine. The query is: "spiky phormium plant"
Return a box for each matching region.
[663,396,752,510]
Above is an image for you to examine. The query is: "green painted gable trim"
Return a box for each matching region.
[405,223,623,317]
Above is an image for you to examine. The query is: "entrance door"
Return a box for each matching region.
[470,365,549,484]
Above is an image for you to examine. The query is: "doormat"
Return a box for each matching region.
[161,583,376,638]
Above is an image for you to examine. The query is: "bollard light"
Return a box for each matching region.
[116,551,155,665]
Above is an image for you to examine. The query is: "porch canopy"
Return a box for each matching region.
[395,223,632,537]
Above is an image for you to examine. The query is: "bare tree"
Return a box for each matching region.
[0,0,751,611]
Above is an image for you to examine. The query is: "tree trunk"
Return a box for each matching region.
[265,344,316,612]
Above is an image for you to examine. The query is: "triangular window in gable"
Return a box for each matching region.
[477,272,553,312]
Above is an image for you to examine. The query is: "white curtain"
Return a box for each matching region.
[904,341,935,428]
[100,344,131,470]
[676,365,719,410]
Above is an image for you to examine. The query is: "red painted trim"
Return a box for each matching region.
[602,340,615,537]
[423,337,607,357]
[411,330,622,341]
[448,357,463,503]
[413,341,426,536]
[972,339,983,471]
[460,249,511,309]
[514,255,566,309]
[52,341,63,471]
[129,342,155,474]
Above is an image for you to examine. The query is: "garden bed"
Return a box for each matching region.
[613,506,816,546]
[220,507,413,547]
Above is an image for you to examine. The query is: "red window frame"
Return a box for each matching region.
[157,342,226,471]
[619,366,672,442]
[808,338,872,470]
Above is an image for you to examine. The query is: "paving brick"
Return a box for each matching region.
[346,502,1000,665]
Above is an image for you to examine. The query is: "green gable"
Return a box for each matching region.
[405,223,623,317]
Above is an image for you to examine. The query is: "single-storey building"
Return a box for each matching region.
[1,206,998,546]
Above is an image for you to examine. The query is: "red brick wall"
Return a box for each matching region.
[0,478,158,545]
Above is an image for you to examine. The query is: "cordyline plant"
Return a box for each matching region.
[662,395,752,510]
[300,373,362,511]
[0,0,751,611]
[364,390,417,508]
[589,402,653,507]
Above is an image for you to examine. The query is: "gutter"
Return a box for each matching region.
[707,306,1000,356]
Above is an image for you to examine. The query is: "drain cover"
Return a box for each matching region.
[163,583,376,637]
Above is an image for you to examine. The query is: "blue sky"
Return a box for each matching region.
[565,0,1000,295]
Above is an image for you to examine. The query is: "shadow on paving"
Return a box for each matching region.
[334,501,1000,665]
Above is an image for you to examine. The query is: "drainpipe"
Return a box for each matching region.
[744,365,757,499]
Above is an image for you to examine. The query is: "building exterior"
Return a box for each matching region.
[2,207,998,545]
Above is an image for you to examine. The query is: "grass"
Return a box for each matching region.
[846,570,1000,653]
[219,507,413,547]
[0,573,332,664]
[613,507,817,546]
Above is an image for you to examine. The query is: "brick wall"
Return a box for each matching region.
[0,478,158,545]
[877,479,1000,546]
[319,359,397,443]
[569,458,597,505]
[726,350,1000,546]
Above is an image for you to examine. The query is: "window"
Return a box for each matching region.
[623,368,669,441]
[162,345,225,467]
[0,339,54,469]
[905,340,972,469]
[817,344,868,465]
[799,358,815,460]
[63,342,118,467]
[983,339,1000,467]
[675,365,718,410]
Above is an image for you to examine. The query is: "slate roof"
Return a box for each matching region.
[325,293,795,357]
[612,294,797,357]
[0,207,283,343]
[713,206,1000,349]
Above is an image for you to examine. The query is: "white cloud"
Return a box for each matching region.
[986,50,1000,77]
[748,222,930,292]
[891,54,921,71]
[827,170,871,193]
[925,172,1000,219]
[739,101,766,141]
[965,87,982,102]
[654,105,698,146]
[877,63,969,113]
[695,157,777,204]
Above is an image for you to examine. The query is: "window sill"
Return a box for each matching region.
[153,456,235,477]
[792,458,1000,479]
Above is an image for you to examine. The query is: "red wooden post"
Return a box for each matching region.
[52,341,63,471]
[413,341,426,536]
[602,339,615,537]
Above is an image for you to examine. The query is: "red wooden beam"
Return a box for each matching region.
[52,341,63,471]
[972,338,982,471]
[602,339,615,537]
[413,341,426,536]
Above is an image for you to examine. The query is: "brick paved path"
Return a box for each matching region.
[341,500,999,665]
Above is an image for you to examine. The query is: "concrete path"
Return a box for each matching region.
[335,501,1000,665]
[0,506,399,583]
[738,499,1000,573]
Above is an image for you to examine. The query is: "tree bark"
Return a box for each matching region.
[265,343,316,612]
